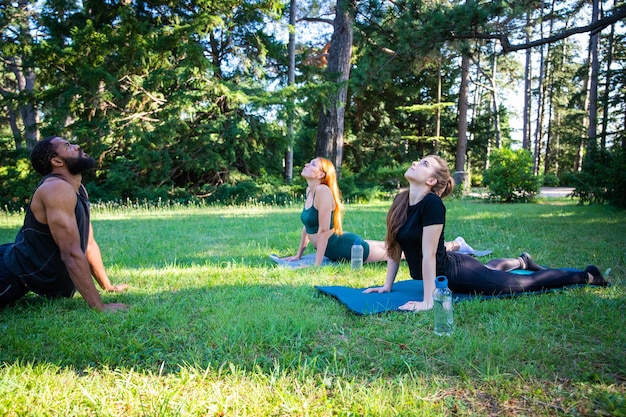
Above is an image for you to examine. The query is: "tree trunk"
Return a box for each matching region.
[544,92,553,176]
[5,0,40,150]
[587,0,600,153]
[315,0,354,177]
[434,56,441,153]
[600,1,615,151]
[540,0,556,176]
[7,106,23,149]
[454,53,470,190]
[469,51,484,168]
[533,9,546,175]
[7,56,39,149]
[577,45,592,172]
[522,12,533,151]
[284,0,296,183]
[490,41,501,149]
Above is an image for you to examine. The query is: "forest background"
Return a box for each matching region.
[1,0,625,210]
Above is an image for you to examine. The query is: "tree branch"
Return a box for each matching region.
[451,6,626,53]
[299,17,334,26]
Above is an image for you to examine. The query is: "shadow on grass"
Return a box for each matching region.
[0,282,351,374]
[1,279,623,387]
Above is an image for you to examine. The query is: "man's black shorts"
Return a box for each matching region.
[0,243,29,306]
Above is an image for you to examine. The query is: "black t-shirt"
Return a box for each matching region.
[396,192,448,280]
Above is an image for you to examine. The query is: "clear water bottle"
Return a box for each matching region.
[351,239,363,270]
[433,275,453,336]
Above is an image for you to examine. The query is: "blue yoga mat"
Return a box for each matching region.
[315,276,589,315]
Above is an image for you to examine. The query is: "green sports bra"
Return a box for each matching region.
[300,196,334,234]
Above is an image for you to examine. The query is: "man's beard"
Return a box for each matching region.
[65,154,97,175]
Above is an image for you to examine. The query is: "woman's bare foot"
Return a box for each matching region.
[453,236,474,253]
[520,252,546,271]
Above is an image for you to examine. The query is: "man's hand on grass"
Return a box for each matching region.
[102,303,129,312]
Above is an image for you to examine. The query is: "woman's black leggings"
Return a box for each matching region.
[445,252,588,295]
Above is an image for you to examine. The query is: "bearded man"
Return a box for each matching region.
[0,136,128,311]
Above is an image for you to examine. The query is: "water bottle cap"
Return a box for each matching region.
[435,276,448,288]
[353,239,361,245]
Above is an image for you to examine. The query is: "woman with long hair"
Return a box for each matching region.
[364,155,609,311]
[281,157,389,266]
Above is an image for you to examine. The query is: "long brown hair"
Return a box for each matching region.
[385,190,409,261]
[317,157,345,235]
[385,155,454,261]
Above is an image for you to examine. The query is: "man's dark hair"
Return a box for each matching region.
[30,136,60,175]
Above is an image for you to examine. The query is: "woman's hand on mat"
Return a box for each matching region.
[362,286,391,294]
[398,300,433,311]
[282,255,301,261]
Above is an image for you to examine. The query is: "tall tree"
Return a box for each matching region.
[586,0,601,153]
[522,10,533,151]
[489,41,502,149]
[600,0,616,151]
[607,29,626,149]
[285,0,297,183]
[532,4,546,175]
[315,0,355,177]
[0,0,39,149]
[33,0,286,198]
[454,52,470,188]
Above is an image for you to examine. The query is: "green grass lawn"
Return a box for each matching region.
[0,198,624,416]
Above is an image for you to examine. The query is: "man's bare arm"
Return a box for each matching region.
[38,180,107,310]
[86,225,128,292]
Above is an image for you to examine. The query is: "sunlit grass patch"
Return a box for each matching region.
[1,200,624,416]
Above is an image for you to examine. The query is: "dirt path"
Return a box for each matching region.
[539,187,575,198]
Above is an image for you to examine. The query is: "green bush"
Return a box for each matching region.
[483,148,540,203]
[451,180,465,199]
[337,164,405,203]
[471,172,483,187]
[559,172,580,187]
[0,148,40,211]
[608,148,626,209]
[572,146,626,209]
[200,170,303,206]
[542,173,560,187]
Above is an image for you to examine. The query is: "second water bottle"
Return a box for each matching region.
[351,239,363,270]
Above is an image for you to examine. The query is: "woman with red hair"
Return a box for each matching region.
[281,157,389,267]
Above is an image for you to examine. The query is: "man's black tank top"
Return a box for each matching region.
[3,174,90,295]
